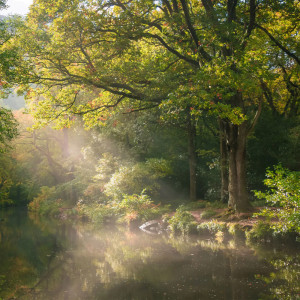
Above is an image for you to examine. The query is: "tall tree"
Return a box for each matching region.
[13,0,299,211]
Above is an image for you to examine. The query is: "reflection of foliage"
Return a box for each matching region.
[2,208,300,300]
[258,254,300,300]
[103,243,153,280]
[166,235,198,255]
[254,165,300,234]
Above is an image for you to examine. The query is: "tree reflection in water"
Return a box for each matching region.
[0,208,299,300]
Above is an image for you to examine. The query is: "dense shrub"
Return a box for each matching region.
[227,223,245,238]
[168,206,198,235]
[197,220,227,235]
[77,191,169,225]
[28,186,63,217]
[118,191,170,224]
[77,202,116,225]
[254,165,300,234]
[103,158,172,201]
[245,221,275,242]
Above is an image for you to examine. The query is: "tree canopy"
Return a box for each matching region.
[5,0,299,211]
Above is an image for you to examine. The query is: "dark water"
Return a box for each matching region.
[0,209,299,300]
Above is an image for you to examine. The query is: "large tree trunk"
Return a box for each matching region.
[225,121,252,212]
[187,109,197,201]
[223,92,253,212]
[219,119,229,203]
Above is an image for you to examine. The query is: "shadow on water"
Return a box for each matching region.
[0,208,299,300]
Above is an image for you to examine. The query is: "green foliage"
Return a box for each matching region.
[197,220,227,235]
[77,191,169,225]
[103,158,172,201]
[246,221,275,243]
[206,201,227,209]
[118,191,170,224]
[258,254,300,300]
[0,152,14,206]
[77,203,116,225]
[254,165,300,234]
[247,113,300,191]
[168,206,198,235]
[200,209,217,219]
[0,107,18,152]
[175,201,207,211]
[186,201,207,210]
[28,186,63,217]
[227,223,244,237]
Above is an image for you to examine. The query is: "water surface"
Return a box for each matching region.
[0,208,299,299]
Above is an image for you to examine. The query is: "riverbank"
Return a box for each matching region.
[136,204,300,244]
[73,200,299,244]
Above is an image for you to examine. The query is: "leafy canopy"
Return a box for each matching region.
[11,0,299,129]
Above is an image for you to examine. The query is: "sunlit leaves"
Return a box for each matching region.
[0,107,18,152]
[254,165,300,234]
[7,0,299,131]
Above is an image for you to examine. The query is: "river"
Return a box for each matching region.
[0,208,299,299]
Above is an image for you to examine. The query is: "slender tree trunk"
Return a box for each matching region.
[187,109,197,201]
[62,127,69,158]
[219,119,229,203]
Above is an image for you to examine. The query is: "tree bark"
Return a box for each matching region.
[225,121,252,212]
[187,108,197,201]
[219,119,229,203]
[223,92,253,212]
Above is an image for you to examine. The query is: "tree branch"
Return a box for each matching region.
[247,98,262,135]
[144,33,199,67]
[180,0,199,47]
[255,23,300,65]
[245,0,256,37]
